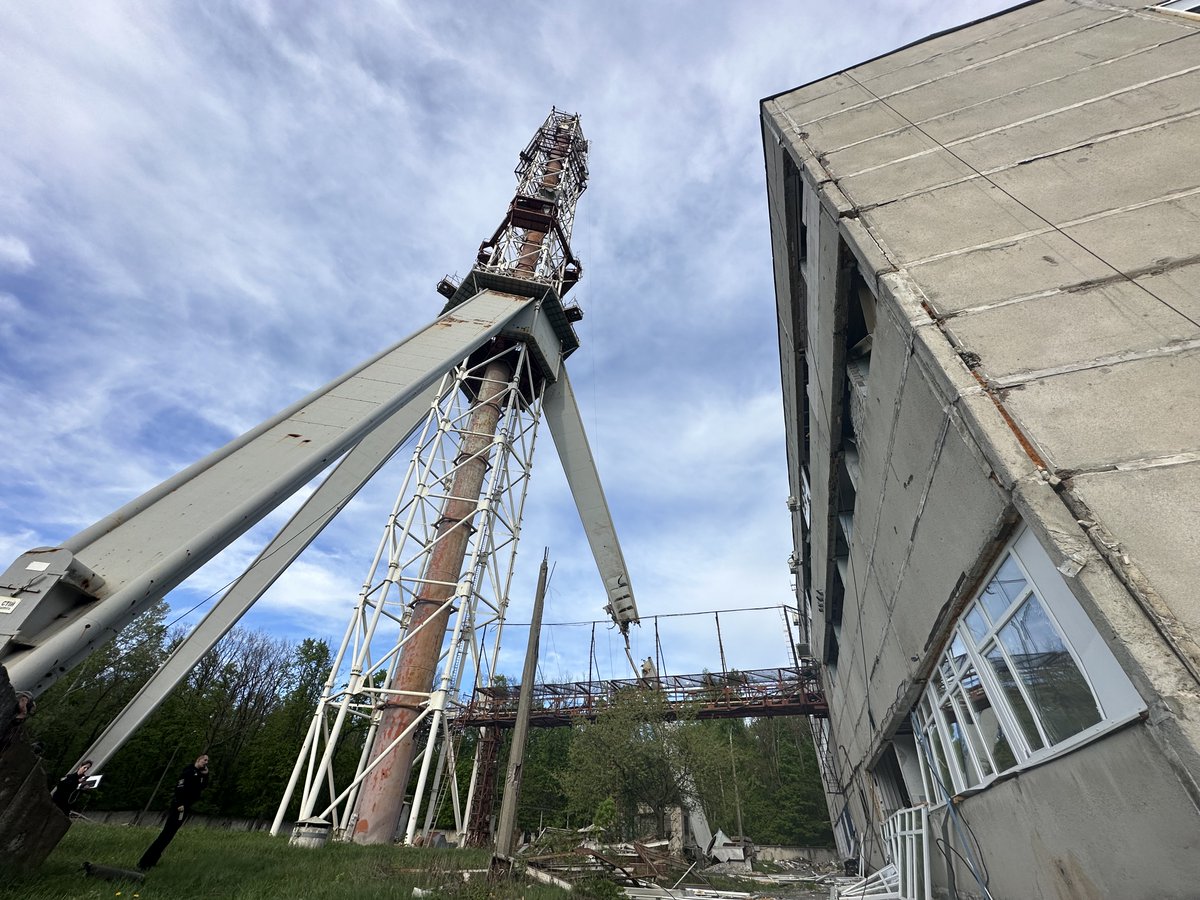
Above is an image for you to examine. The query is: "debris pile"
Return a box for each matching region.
[515,826,838,899]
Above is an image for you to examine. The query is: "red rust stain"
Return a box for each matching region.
[970,370,1048,470]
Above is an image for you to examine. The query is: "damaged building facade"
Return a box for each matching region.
[762,1,1200,898]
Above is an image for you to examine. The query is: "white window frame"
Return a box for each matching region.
[1153,1,1200,17]
[913,525,1145,803]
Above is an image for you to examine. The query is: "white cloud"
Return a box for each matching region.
[0,235,33,271]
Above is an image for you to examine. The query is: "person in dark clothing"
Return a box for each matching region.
[138,754,210,870]
[51,759,93,814]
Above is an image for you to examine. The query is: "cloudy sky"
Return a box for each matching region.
[0,1,1012,689]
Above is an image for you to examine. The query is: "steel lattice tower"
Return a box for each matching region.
[0,109,638,865]
[271,109,628,846]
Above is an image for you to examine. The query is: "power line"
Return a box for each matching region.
[502,603,791,628]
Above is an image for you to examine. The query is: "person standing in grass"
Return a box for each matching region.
[51,759,94,814]
[138,753,210,870]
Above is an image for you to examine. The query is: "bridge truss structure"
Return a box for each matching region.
[456,663,829,729]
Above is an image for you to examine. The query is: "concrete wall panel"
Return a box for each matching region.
[1073,464,1200,653]
[1138,261,1200,323]
[1063,191,1200,273]
[919,36,1200,145]
[990,115,1200,225]
[888,419,1008,662]
[945,280,1199,381]
[857,4,1103,99]
[840,147,975,209]
[849,0,1080,84]
[864,179,1047,264]
[1003,347,1200,470]
[907,230,1113,315]
[947,725,1200,900]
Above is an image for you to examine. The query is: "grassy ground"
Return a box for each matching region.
[0,822,570,900]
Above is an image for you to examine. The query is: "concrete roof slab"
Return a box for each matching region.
[1071,462,1200,656]
[1064,191,1200,273]
[952,69,1200,173]
[1137,261,1200,323]
[919,36,1200,145]
[863,178,1047,264]
[945,280,1200,381]
[857,4,1109,100]
[1002,347,1200,471]
[989,114,1200,224]
[909,230,1114,315]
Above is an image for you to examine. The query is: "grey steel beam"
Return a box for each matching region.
[1,289,535,695]
[75,383,439,771]
[542,369,639,630]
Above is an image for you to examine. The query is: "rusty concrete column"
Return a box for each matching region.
[352,119,572,847]
[353,355,514,845]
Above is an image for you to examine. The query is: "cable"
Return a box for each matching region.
[910,714,993,900]
[504,603,793,628]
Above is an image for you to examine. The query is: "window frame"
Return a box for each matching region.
[1153,1,1200,19]
[913,526,1145,803]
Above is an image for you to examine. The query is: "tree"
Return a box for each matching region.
[27,600,175,791]
[559,689,701,840]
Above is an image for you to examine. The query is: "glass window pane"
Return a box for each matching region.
[959,667,1011,774]
[995,556,1029,605]
[980,555,1028,621]
[926,726,955,799]
[985,643,1045,752]
[940,696,980,787]
[932,667,947,698]
[964,607,989,642]
[997,597,1102,744]
[948,633,968,672]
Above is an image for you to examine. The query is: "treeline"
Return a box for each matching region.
[484,689,833,847]
[26,601,337,822]
[27,608,832,846]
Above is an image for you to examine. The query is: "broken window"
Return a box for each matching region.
[912,525,1145,801]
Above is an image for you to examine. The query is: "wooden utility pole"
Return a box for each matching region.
[493,549,550,861]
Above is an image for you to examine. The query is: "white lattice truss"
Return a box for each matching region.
[272,339,545,841]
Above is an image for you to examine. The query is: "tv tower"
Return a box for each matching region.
[272,109,639,846]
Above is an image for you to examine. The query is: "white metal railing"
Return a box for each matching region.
[882,806,931,900]
[838,863,899,899]
[837,805,930,900]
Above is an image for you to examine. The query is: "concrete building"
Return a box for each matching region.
[762,2,1200,897]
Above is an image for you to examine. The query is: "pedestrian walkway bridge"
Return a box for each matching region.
[453,662,827,729]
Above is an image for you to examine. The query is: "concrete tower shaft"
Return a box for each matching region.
[351,110,588,845]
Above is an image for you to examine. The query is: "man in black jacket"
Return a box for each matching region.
[138,754,210,870]
[51,759,94,814]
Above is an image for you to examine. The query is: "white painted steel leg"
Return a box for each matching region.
[3,290,533,697]
[280,337,549,842]
[80,386,438,774]
[543,369,639,630]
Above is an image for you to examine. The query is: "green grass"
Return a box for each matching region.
[0,823,570,900]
